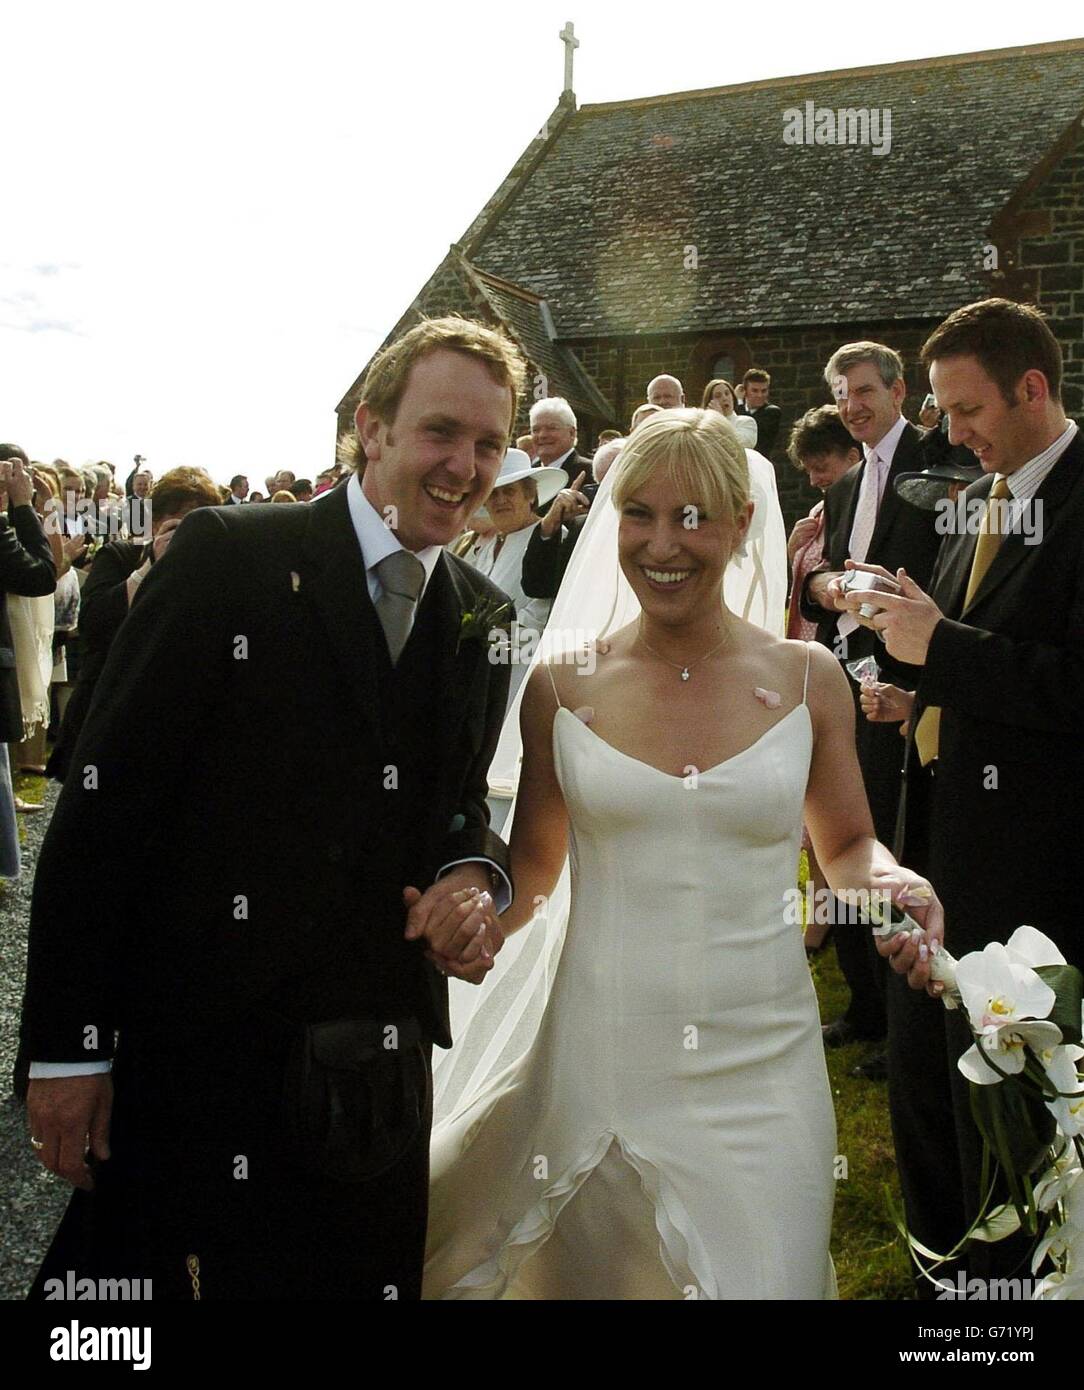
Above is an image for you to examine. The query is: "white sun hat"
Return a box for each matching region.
[485,449,568,512]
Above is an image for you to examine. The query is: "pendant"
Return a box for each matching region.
[680,668,690,681]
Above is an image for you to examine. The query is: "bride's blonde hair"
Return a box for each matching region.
[610,408,750,529]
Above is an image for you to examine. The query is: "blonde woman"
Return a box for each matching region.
[425,410,942,1300]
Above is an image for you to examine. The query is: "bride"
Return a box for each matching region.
[424,409,941,1300]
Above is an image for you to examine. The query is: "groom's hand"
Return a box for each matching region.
[27,1074,113,1190]
[403,867,503,971]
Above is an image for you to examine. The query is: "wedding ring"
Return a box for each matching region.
[30,1137,45,1150]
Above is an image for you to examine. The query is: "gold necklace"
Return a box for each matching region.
[636,618,732,682]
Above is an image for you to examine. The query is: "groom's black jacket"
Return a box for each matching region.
[20,483,514,1058]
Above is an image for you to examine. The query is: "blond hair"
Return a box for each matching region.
[359,315,526,435]
[611,408,749,529]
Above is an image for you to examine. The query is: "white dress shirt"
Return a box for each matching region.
[999,419,1078,509]
[29,475,512,1079]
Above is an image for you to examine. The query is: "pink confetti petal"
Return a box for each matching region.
[753,687,782,709]
[573,706,595,724]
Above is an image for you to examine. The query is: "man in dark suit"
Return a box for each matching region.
[20,317,523,1300]
[800,342,942,1067]
[851,298,1084,1284]
[529,397,594,491]
[736,368,783,457]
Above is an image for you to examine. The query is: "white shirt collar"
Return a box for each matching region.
[548,446,576,471]
[1000,420,1078,501]
[864,413,908,468]
[346,472,443,596]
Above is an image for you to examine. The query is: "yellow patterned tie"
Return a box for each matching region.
[915,477,1012,766]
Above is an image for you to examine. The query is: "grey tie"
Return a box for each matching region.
[374,550,426,665]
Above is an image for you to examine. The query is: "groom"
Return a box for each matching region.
[20,316,524,1299]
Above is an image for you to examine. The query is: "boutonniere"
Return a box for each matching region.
[456,596,511,654]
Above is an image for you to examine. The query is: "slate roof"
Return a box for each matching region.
[466,264,614,419]
[465,39,1084,337]
[334,247,615,420]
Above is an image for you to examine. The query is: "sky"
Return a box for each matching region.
[3,2,1082,487]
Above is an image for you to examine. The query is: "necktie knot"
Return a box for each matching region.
[375,549,425,602]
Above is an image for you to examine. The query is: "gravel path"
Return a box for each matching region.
[0,781,69,1301]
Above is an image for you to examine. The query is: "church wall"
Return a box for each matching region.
[1016,139,1084,419]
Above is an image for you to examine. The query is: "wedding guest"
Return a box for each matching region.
[0,446,57,826]
[515,433,535,457]
[736,369,783,458]
[595,429,621,449]
[785,407,861,643]
[520,466,593,601]
[529,398,594,491]
[854,298,1084,1286]
[701,378,738,415]
[702,380,759,449]
[799,341,942,1074]
[646,374,684,409]
[271,489,297,503]
[630,403,663,432]
[45,467,222,781]
[456,449,566,709]
[227,475,249,504]
[125,470,154,541]
[248,490,266,504]
[290,479,315,502]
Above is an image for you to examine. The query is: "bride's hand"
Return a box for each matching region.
[871,871,945,997]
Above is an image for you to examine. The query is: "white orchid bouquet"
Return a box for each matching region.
[875,909,1084,1299]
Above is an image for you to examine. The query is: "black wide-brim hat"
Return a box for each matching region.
[894,457,984,511]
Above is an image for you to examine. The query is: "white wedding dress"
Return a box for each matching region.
[424,645,837,1300]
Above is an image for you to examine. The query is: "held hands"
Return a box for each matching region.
[540,470,590,538]
[871,872,946,997]
[26,1074,113,1190]
[839,562,943,665]
[403,865,504,986]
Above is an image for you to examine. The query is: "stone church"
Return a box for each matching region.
[336,36,1084,526]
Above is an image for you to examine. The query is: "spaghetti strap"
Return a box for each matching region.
[802,642,813,706]
[544,660,563,712]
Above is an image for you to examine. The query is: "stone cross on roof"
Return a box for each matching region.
[560,21,578,95]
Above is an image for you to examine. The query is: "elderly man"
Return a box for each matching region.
[646,374,684,409]
[529,397,594,490]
